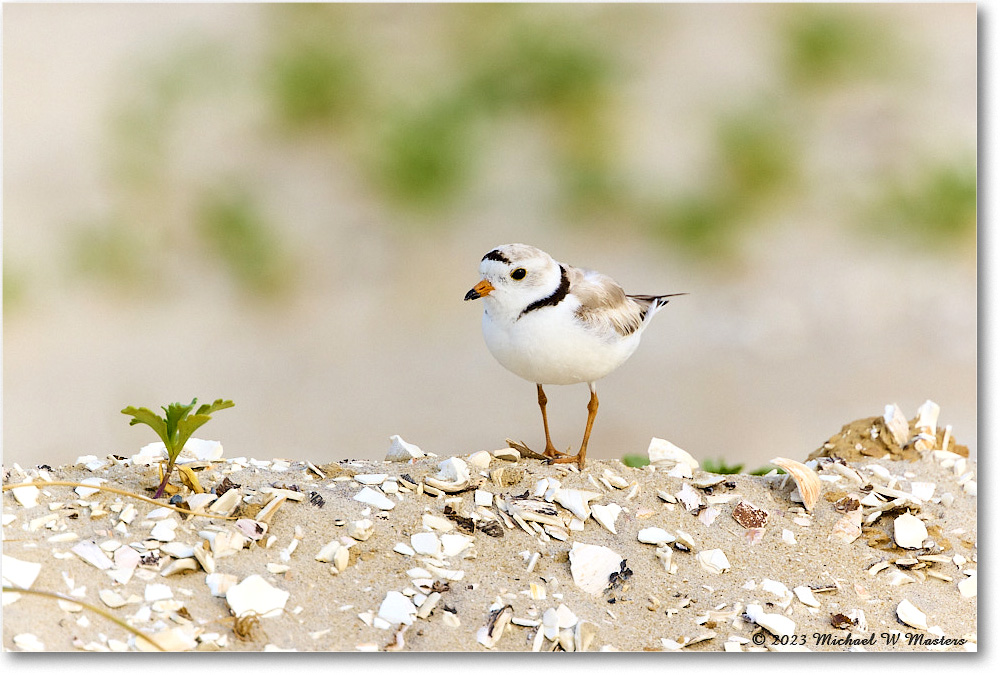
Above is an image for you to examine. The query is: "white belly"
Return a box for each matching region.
[482,306,641,385]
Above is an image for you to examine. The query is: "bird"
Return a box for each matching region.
[464,243,684,469]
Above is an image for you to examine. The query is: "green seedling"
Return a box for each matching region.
[122,398,234,499]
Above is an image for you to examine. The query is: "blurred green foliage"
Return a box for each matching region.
[196,188,290,296]
[868,159,977,246]
[265,42,359,131]
[29,3,971,305]
[782,7,891,87]
[70,219,149,286]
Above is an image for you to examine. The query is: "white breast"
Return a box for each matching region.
[481,299,642,385]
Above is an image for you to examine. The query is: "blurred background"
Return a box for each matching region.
[3,3,977,471]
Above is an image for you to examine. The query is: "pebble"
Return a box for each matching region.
[893,512,928,549]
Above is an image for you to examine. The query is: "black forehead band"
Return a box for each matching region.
[482,249,511,264]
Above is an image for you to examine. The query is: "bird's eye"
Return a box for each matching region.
[511,267,527,280]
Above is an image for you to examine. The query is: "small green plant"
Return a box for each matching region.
[122,398,234,499]
[621,454,649,468]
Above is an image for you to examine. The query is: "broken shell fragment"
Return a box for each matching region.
[591,503,622,534]
[476,604,513,649]
[637,527,675,545]
[646,438,699,476]
[353,486,395,510]
[893,511,928,549]
[226,575,289,619]
[884,404,910,447]
[697,549,731,574]
[570,542,624,595]
[770,457,821,511]
[378,591,417,626]
[385,434,426,461]
[552,488,602,521]
[732,500,769,529]
[347,519,374,542]
[745,603,796,637]
[895,599,928,630]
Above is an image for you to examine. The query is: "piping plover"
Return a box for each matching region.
[465,243,684,469]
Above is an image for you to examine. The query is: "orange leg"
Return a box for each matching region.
[537,384,566,458]
[548,384,598,469]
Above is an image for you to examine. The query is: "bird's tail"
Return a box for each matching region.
[629,292,687,322]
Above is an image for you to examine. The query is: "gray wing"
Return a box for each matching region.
[569,267,646,337]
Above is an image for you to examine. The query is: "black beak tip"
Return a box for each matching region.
[464,289,480,301]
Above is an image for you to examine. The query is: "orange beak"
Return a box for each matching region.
[464,279,495,301]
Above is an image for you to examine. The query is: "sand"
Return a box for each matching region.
[2,418,977,652]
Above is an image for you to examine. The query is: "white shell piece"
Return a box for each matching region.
[958,571,976,598]
[421,514,454,532]
[675,483,703,511]
[71,541,113,570]
[884,404,910,447]
[569,542,623,595]
[411,532,441,556]
[13,633,45,651]
[161,558,199,577]
[385,434,426,461]
[393,542,415,556]
[916,400,940,435]
[99,589,127,608]
[476,604,513,648]
[353,486,395,510]
[144,583,173,602]
[74,477,104,498]
[646,437,699,472]
[637,527,675,545]
[896,599,928,630]
[11,485,40,509]
[552,488,601,520]
[760,578,791,600]
[160,542,195,558]
[697,549,731,574]
[2,555,42,590]
[908,482,936,501]
[206,573,238,597]
[893,512,928,549]
[745,603,796,636]
[467,450,493,470]
[315,540,350,571]
[698,548,730,574]
[793,586,820,608]
[591,503,622,534]
[378,591,417,626]
[226,574,289,618]
[440,533,474,558]
[475,489,493,507]
[436,457,470,483]
[348,519,375,542]
[150,519,178,542]
[208,489,242,516]
[354,474,388,485]
[76,455,107,471]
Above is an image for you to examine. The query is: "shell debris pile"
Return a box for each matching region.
[2,404,977,651]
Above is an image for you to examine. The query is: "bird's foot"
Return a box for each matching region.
[505,438,548,461]
[544,453,585,469]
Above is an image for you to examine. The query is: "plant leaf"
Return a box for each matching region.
[195,399,235,416]
[121,406,170,446]
[173,414,213,457]
[161,399,198,448]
